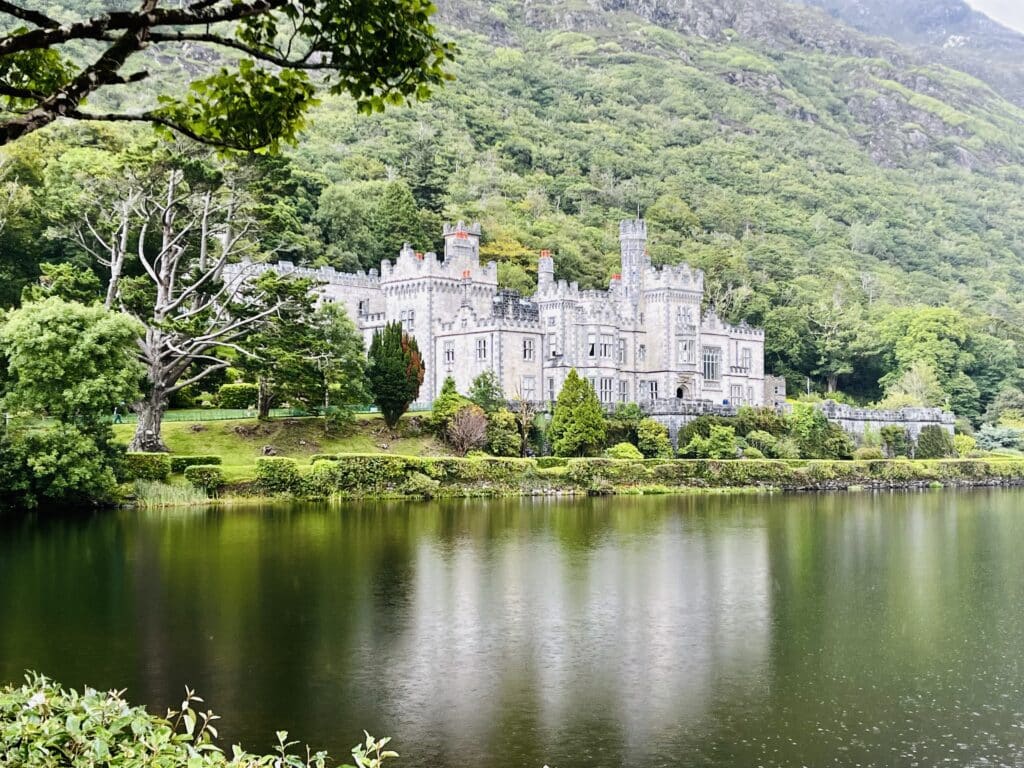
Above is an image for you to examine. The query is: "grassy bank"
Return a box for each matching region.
[113,414,449,481]
[126,453,1024,507]
[113,415,1024,507]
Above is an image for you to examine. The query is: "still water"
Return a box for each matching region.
[3,491,1024,767]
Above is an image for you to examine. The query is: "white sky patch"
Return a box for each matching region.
[965,0,1024,33]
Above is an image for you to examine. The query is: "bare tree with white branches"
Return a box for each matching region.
[79,168,287,451]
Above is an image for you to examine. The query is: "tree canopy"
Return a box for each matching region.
[0,0,454,150]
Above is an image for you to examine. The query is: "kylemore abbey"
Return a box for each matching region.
[227,219,783,409]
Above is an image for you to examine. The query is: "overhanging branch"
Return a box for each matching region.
[0,2,59,29]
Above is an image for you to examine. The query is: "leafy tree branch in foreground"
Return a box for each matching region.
[0,0,455,150]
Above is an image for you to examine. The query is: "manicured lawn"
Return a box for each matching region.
[113,413,450,470]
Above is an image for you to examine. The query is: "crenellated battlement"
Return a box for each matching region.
[644,262,704,291]
[619,219,647,239]
[725,321,766,338]
[443,221,481,237]
[379,243,498,285]
[223,258,381,288]
[535,278,582,301]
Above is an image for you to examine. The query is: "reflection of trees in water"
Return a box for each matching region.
[371,496,773,768]
[6,492,1024,768]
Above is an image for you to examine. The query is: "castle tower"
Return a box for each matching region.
[538,249,554,289]
[443,221,481,265]
[619,219,647,303]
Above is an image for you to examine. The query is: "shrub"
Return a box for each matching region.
[975,424,1023,451]
[605,442,644,460]
[773,438,802,459]
[853,445,885,460]
[170,455,222,473]
[734,406,789,437]
[430,376,469,436]
[447,405,488,455]
[217,382,258,409]
[255,457,302,494]
[468,369,505,413]
[636,418,673,458]
[310,453,339,463]
[881,425,911,458]
[0,672,391,768]
[677,415,729,448]
[745,429,778,457]
[2,426,121,509]
[743,446,765,459]
[123,452,172,482]
[915,425,956,459]
[607,402,644,444]
[681,425,738,459]
[789,403,853,459]
[183,464,225,495]
[954,434,977,458]
[303,455,416,496]
[549,370,606,457]
[486,408,521,457]
[323,408,356,436]
[403,470,440,499]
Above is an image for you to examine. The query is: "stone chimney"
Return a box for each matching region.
[538,249,554,289]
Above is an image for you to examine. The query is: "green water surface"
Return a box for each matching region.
[2,490,1023,767]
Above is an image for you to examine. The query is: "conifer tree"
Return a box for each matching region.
[468,370,505,413]
[372,180,429,264]
[430,376,468,436]
[548,369,607,457]
[367,321,424,429]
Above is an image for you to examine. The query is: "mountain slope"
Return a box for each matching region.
[795,0,1024,105]
[6,0,1024,410]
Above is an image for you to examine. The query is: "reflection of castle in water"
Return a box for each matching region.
[368,498,771,756]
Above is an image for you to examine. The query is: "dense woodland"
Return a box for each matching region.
[2,0,1024,426]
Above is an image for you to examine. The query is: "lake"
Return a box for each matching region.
[3,490,1024,767]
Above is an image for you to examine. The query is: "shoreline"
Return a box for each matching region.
[128,456,1024,508]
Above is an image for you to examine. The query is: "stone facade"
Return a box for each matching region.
[224,219,768,407]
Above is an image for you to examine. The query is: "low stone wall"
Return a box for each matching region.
[816,400,955,442]
[632,399,955,447]
[634,400,739,446]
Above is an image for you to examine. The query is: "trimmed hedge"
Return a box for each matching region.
[310,453,340,463]
[183,465,225,495]
[217,382,258,409]
[123,452,171,482]
[255,457,303,494]
[170,455,222,474]
[535,456,567,469]
[222,456,1024,500]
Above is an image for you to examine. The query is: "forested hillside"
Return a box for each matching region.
[3,0,1024,421]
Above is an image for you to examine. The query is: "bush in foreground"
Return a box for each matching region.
[255,457,303,494]
[171,455,223,474]
[184,465,226,496]
[0,673,394,768]
[123,452,172,482]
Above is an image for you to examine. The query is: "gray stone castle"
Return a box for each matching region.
[226,219,775,408]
